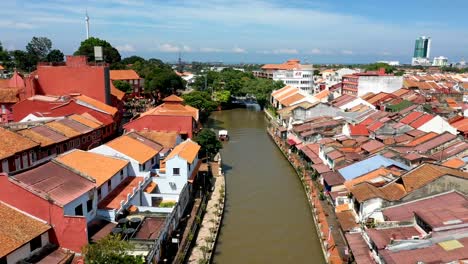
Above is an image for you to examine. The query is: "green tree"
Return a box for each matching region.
[74,37,121,64]
[195,128,222,159]
[26,36,52,62]
[46,49,64,62]
[121,55,145,65]
[82,235,144,264]
[11,50,36,71]
[0,42,13,69]
[113,80,133,93]
[213,90,231,103]
[182,91,218,120]
[364,62,396,74]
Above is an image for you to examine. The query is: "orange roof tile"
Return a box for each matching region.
[451,118,468,133]
[0,127,39,160]
[163,94,184,103]
[17,129,56,147]
[0,88,20,103]
[0,65,4,70]
[164,139,200,164]
[109,69,140,80]
[75,95,117,116]
[69,114,103,129]
[402,163,468,192]
[55,150,128,187]
[110,82,125,100]
[141,102,198,121]
[0,202,51,258]
[106,135,160,164]
[136,131,179,148]
[345,168,401,190]
[45,121,81,138]
[405,132,438,147]
[280,93,305,107]
[314,89,330,100]
[271,85,295,97]
[442,158,465,169]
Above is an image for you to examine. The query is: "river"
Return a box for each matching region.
[206,108,325,264]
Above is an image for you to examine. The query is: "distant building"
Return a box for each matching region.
[254,59,315,94]
[412,36,431,66]
[432,56,448,66]
[341,68,403,96]
[110,69,142,96]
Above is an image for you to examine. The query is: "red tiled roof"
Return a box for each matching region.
[345,233,375,264]
[441,158,465,169]
[367,121,384,132]
[451,118,468,133]
[349,124,369,136]
[409,114,434,128]
[322,171,345,186]
[367,227,422,250]
[361,140,385,153]
[400,112,424,124]
[98,176,143,210]
[109,70,140,80]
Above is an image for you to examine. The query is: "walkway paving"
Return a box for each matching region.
[188,161,225,264]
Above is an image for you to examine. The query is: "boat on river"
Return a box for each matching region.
[218,130,229,141]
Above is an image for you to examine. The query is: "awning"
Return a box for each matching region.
[287,134,302,146]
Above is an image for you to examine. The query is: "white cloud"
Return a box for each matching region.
[308,48,322,54]
[273,49,299,54]
[341,50,354,55]
[116,44,136,52]
[232,47,247,53]
[155,43,192,53]
[200,47,224,53]
[0,20,35,29]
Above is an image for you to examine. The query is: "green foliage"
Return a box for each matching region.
[213,90,231,103]
[113,80,133,93]
[159,201,176,207]
[11,50,36,71]
[195,129,222,159]
[74,37,121,64]
[364,62,396,74]
[192,69,283,108]
[0,42,13,69]
[26,36,52,61]
[319,192,326,201]
[121,56,146,65]
[313,69,320,76]
[386,100,413,112]
[182,91,218,120]
[440,66,468,73]
[46,49,64,63]
[82,235,145,264]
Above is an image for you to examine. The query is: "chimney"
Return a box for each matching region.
[104,66,111,105]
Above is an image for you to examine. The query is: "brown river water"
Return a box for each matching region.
[206,108,325,264]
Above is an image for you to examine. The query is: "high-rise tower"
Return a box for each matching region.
[85,11,90,39]
[412,36,431,66]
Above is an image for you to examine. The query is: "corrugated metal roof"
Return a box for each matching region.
[31,126,68,143]
[338,155,410,180]
[13,162,95,206]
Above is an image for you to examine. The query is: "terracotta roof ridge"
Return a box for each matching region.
[52,156,97,184]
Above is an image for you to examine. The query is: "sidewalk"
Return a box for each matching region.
[188,161,225,264]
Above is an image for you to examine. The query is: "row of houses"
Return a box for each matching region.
[269,82,468,263]
[0,127,201,263]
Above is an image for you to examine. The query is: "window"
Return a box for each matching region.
[107,181,112,192]
[142,163,146,170]
[173,168,180,175]
[98,188,102,200]
[120,169,124,180]
[87,199,93,213]
[30,235,42,251]
[188,164,191,171]
[75,204,83,216]
[82,137,86,143]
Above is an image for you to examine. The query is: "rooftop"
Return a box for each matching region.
[55,150,128,186]
[109,69,140,80]
[136,130,179,149]
[106,135,161,164]
[164,139,200,164]
[13,161,95,206]
[98,176,143,210]
[0,127,39,160]
[0,202,51,258]
[75,95,118,116]
[338,155,409,181]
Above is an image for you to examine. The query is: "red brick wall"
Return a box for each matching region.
[0,173,89,252]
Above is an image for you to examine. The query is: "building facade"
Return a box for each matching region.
[412,36,431,66]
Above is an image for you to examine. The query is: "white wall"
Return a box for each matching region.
[63,191,97,223]
[339,97,375,110]
[6,232,49,264]
[418,115,457,135]
[357,76,403,96]
[359,198,384,222]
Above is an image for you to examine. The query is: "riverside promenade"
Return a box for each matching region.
[264,110,347,264]
[188,157,225,264]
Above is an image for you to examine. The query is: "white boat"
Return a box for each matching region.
[218,130,229,141]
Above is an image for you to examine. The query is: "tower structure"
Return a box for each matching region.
[85,10,90,39]
[412,36,431,66]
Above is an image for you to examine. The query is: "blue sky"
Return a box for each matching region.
[1,0,467,64]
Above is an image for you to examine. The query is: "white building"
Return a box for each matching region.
[254,59,315,94]
[377,61,400,66]
[432,56,448,67]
